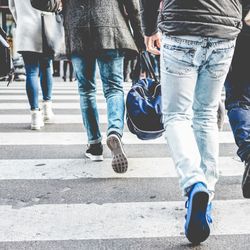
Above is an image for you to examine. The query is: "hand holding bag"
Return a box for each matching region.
[126,52,164,140]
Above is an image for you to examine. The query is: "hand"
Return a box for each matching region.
[244,10,250,26]
[144,32,161,55]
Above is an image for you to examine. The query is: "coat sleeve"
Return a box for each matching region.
[123,0,145,51]
[8,0,17,22]
[244,0,250,10]
[139,0,161,36]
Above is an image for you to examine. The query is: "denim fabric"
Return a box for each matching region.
[161,35,235,197]
[225,34,250,162]
[22,52,53,110]
[71,50,125,144]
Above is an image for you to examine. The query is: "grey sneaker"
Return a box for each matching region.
[106,133,128,173]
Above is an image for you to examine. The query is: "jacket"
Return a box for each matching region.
[36,0,145,56]
[140,0,250,40]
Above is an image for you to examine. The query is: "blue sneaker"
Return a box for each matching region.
[184,182,210,244]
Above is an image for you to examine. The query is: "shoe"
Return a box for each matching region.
[62,76,66,82]
[242,155,250,198]
[185,182,210,245]
[106,133,128,173]
[43,101,55,123]
[85,143,104,161]
[31,109,44,130]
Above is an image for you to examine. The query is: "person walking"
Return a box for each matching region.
[34,0,144,173]
[225,9,250,199]
[140,0,247,244]
[62,59,74,82]
[9,0,55,130]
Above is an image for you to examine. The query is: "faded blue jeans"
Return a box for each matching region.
[71,50,125,144]
[161,35,235,198]
[22,52,53,110]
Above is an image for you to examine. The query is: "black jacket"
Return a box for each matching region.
[140,0,250,40]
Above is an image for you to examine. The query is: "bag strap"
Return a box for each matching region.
[141,51,159,83]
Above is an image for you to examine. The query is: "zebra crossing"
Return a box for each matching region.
[0,80,250,249]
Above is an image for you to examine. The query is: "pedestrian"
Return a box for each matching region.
[225,8,250,199]
[140,0,247,244]
[35,0,144,173]
[9,0,55,130]
[62,59,74,82]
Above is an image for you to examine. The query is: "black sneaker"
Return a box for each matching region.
[106,133,128,173]
[242,155,250,198]
[85,143,104,161]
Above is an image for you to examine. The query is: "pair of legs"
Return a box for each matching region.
[22,52,54,129]
[225,34,250,198]
[71,49,128,173]
[63,60,74,81]
[161,34,235,243]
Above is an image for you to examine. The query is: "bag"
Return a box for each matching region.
[30,0,61,12]
[126,52,164,140]
[41,12,66,59]
[0,28,11,78]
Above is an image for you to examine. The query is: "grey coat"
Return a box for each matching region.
[60,0,144,56]
[9,0,43,53]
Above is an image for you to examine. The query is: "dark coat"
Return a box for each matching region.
[60,0,144,56]
[140,0,250,40]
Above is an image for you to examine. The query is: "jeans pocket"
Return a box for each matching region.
[162,43,196,75]
[207,45,235,79]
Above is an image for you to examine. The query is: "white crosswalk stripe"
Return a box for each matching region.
[1,200,250,242]
[0,131,235,145]
[0,80,248,248]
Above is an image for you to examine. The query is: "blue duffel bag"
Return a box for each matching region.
[126,52,164,140]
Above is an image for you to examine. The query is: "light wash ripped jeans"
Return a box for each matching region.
[161,35,236,199]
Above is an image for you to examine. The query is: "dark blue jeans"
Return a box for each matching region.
[225,34,250,162]
[22,52,53,110]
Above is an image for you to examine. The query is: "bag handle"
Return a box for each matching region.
[141,51,159,83]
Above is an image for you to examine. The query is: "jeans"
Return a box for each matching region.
[161,35,235,197]
[71,50,125,144]
[225,34,250,162]
[22,52,53,110]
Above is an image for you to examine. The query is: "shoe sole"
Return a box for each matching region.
[242,164,250,198]
[185,191,210,245]
[85,153,104,162]
[31,123,44,130]
[107,134,128,173]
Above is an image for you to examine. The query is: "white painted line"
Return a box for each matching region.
[0,115,232,131]
[0,95,106,101]
[0,103,107,110]
[0,200,250,241]
[0,115,107,124]
[0,132,235,145]
[0,88,131,93]
[0,90,79,94]
[0,157,243,180]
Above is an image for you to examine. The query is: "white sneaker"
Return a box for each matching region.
[31,110,44,130]
[43,101,55,123]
